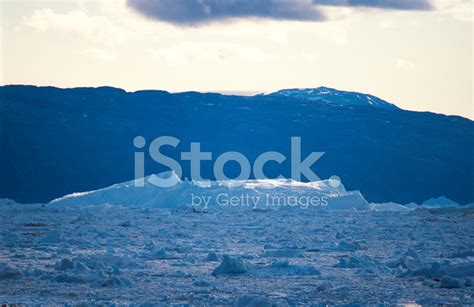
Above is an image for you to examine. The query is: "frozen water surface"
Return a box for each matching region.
[1,177,473,305]
[0,177,474,306]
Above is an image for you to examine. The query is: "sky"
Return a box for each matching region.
[0,0,472,118]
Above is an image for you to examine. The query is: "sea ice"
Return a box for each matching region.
[212,255,248,276]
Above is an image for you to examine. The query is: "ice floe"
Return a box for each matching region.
[1,174,474,304]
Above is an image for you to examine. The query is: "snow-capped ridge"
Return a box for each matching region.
[267,86,399,109]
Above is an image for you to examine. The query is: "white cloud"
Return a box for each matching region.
[317,6,355,21]
[433,0,473,22]
[147,42,272,66]
[396,59,417,71]
[23,8,128,44]
[81,48,116,61]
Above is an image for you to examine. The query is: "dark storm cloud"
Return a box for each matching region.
[126,0,325,25]
[127,0,434,26]
[313,0,433,10]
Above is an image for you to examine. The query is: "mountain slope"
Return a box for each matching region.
[266,87,399,109]
[0,85,473,204]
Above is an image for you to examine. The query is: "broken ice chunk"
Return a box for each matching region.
[212,255,248,276]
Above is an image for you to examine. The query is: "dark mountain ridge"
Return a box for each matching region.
[1,84,473,205]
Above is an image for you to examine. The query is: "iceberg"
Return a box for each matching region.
[50,171,370,211]
[421,196,460,208]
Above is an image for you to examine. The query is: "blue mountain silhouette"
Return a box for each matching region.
[1,85,472,204]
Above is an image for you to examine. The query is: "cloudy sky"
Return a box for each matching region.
[0,0,472,118]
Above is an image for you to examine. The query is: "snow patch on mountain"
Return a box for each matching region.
[267,86,399,109]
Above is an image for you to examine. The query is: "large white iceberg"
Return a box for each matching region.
[50,171,370,210]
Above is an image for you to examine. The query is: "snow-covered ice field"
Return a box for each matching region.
[1,177,474,305]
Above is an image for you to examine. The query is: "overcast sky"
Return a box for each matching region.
[0,0,472,118]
